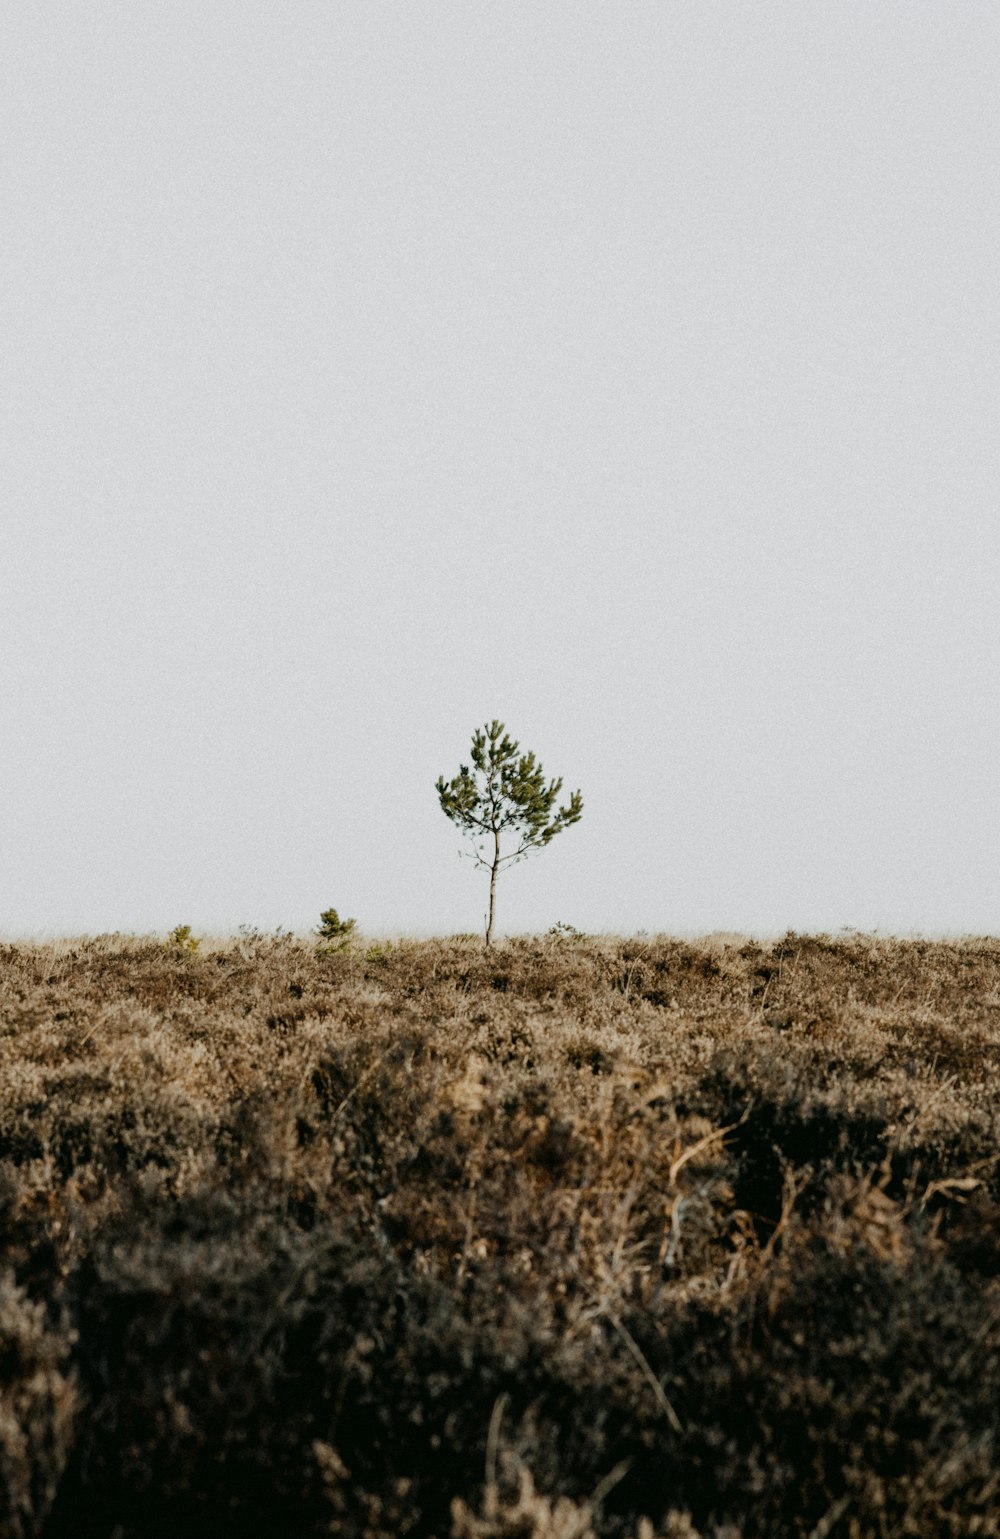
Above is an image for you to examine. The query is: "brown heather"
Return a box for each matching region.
[3,931,1000,1538]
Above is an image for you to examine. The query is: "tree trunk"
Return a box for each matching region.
[485,829,500,948]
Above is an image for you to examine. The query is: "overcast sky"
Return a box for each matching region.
[3,4,998,940]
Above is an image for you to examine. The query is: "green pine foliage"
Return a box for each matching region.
[436,721,583,945]
[315,908,357,953]
[166,924,200,953]
[316,908,356,941]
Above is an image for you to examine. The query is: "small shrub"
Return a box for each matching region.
[165,925,200,954]
[547,921,586,940]
[315,909,357,954]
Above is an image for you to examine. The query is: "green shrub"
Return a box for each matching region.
[165,925,200,954]
[314,908,357,954]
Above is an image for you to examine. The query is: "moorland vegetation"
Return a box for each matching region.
[3,929,1000,1537]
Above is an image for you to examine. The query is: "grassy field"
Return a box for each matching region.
[3,930,1000,1538]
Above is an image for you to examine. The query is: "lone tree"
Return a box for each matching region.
[436,720,583,947]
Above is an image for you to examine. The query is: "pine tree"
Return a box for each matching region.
[436,720,583,947]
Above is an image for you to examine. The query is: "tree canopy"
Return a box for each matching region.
[436,720,583,945]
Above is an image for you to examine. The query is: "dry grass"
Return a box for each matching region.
[3,930,1000,1536]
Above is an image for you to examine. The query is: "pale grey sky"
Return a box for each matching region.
[3,4,998,939]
